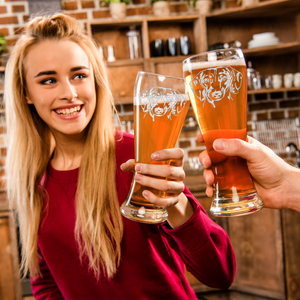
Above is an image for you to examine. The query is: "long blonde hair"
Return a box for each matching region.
[5,13,123,279]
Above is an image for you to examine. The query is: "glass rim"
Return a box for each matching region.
[182,48,244,65]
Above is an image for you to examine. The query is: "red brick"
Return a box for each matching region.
[123,104,133,112]
[93,10,111,18]
[63,1,78,10]
[127,6,151,16]
[99,0,109,8]
[179,140,191,148]
[256,112,269,121]
[0,148,6,156]
[0,158,5,167]
[0,168,5,177]
[188,149,201,157]
[66,12,87,20]
[0,127,6,134]
[23,15,29,23]
[0,6,7,14]
[248,102,276,112]
[6,37,18,46]
[13,27,23,35]
[169,3,188,13]
[279,100,300,108]
[132,0,145,4]
[288,110,300,118]
[0,28,9,36]
[270,111,285,119]
[82,0,95,8]
[12,5,25,12]
[0,16,18,25]
[0,178,6,190]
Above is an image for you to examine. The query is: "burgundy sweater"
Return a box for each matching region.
[31,132,236,300]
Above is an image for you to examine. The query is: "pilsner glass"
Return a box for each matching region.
[183,48,264,217]
[120,71,190,224]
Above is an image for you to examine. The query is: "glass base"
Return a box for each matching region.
[120,201,168,224]
[210,193,264,217]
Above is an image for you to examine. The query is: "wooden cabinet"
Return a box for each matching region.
[88,0,300,105]
[0,194,22,300]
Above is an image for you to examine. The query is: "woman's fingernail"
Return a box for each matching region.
[151,153,159,160]
[120,164,124,170]
[135,174,142,182]
[135,164,141,172]
[142,191,149,199]
[214,139,225,150]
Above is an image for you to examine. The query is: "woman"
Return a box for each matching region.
[5,13,235,299]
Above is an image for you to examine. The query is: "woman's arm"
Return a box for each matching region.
[31,249,64,300]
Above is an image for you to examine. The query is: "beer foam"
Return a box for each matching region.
[182,57,245,73]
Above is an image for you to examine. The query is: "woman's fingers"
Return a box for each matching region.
[120,159,135,172]
[142,190,183,208]
[135,173,185,194]
[151,148,184,167]
[135,163,185,181]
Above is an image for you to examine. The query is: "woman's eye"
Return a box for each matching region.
[41,78,56,85]
[74,74,87,80]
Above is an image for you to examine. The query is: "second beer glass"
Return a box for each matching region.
[183,49,264,216]
[120,72,190,223]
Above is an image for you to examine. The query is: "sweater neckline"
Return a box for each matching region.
[47,162,79,182]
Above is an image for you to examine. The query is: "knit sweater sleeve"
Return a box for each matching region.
[161,186,236,290]
[31,248,64,300]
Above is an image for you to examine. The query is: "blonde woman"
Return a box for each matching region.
[5,13,235,299]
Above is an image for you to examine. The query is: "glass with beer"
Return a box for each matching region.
[120,72,190,223]
[183,48,264,216]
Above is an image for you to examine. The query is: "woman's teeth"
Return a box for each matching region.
[55,105,81,116]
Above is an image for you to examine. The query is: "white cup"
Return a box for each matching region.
[272,74,282,89]
[294,73,300,88]
[284,73,294,88]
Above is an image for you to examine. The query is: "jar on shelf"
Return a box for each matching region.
[126,26,142,60]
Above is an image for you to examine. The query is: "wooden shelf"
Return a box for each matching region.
[208,0,300,19]
[248,87,300,94]
[243,42,300,57]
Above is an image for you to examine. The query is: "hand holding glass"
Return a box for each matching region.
[183,48,264,216]
[120,72,190,223]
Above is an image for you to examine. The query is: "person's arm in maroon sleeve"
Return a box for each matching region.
[162,187,236,290]
[31,249,64,300]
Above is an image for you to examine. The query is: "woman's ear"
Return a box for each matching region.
[26,96,33,104]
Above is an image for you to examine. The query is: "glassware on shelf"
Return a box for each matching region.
[126,26,142,60]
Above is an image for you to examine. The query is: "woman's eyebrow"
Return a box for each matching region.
[70,66,89,72]
[34,70,56,78]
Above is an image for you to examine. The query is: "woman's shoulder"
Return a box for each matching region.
[115,130,134,161]
[115,130,134,146]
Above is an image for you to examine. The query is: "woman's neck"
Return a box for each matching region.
[51,132,86,171]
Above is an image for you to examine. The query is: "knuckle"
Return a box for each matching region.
[162,181,172,192]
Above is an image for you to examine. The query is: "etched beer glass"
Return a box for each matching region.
[183,49,264,216]
[120,72,190,223]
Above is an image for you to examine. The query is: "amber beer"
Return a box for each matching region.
[183,49,263,216]
[130,99,190,208]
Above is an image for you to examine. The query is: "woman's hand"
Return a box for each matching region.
[121,148,194,228]
[197,133,300,211]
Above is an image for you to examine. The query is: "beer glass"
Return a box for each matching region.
[183,49,264,216]
[120,72,190,223]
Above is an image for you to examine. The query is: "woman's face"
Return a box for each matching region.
[25,39,96,139]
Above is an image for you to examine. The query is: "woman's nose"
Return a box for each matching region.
[59,80,77,101]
